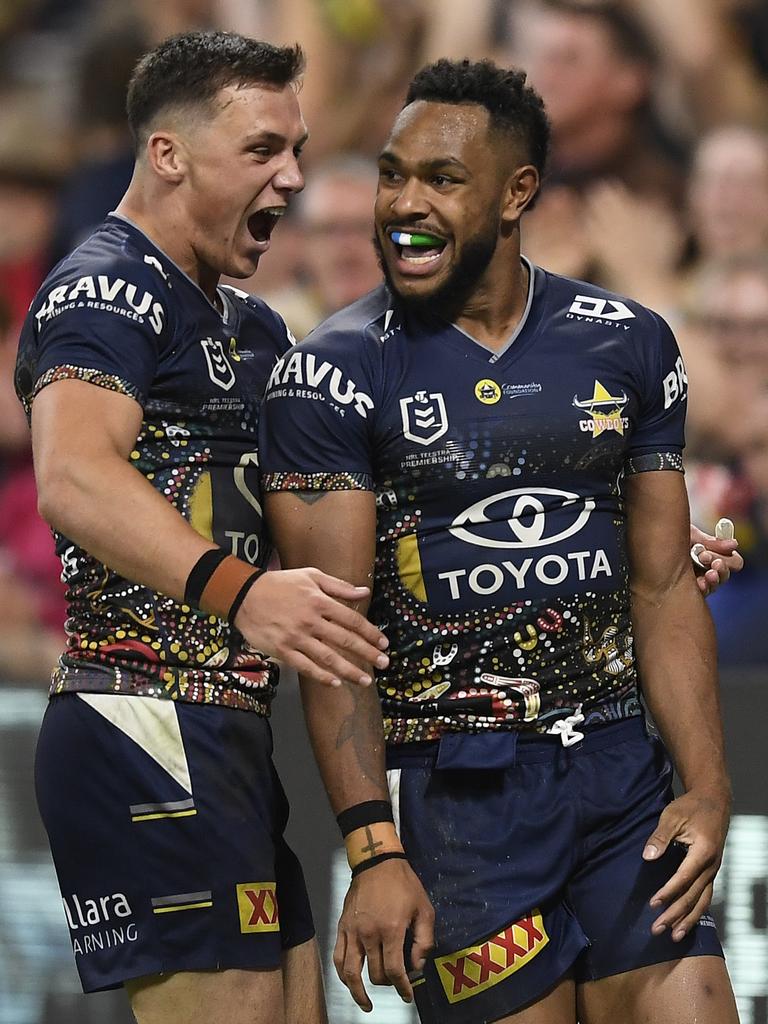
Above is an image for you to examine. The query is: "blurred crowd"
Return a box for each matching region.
[1,0,768,679]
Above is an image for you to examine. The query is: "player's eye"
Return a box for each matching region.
[432,174,455,187]
[379,167,402,184]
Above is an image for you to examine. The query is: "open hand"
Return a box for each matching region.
[234,568,388,688]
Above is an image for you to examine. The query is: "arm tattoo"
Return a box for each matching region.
[297,490,330,505]
[335,683,387,795]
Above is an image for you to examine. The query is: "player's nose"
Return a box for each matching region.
[389,177,429,219]
[274,154,304,195]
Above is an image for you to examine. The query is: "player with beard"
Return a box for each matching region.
[259,59,739,1023]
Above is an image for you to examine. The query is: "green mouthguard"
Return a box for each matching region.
[390,230,444,248]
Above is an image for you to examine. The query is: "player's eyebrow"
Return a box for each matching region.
[378,151,469,174]
[243,130,309,150]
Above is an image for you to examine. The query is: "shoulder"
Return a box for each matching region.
[538,265,668,337]
[220,283,295,348]
[32,218,171,334]
[303,284,395,354]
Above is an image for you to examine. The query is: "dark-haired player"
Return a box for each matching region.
[260,58,740,1023]
[16,31,431,1024]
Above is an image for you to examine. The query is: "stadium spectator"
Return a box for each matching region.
[263,154,381,338]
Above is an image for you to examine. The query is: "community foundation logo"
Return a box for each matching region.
[237,882,280,933]
[474,379,502,404]
[434,910,548,1003]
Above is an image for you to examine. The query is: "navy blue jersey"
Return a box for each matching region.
[259,260,688,742]
[16,214,292,713]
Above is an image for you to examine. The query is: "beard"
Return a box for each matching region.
[373,214,500,322]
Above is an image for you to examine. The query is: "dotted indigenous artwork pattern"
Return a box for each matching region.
[43,367,275,714]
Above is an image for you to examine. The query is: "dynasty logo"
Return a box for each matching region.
[434,910,548,1003]
[572,380,629,437]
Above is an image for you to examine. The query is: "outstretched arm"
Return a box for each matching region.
[31,379,388,687]
[266,488,434,1012]
[627,470,731,941]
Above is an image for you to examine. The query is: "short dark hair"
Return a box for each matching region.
[404,59,550,195]
[126,31,305,150]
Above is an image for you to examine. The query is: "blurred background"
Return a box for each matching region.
[0,0,766,1021]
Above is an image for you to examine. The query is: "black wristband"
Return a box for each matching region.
[227,568,264,624]
[337,800,394,838]
[184,548,228,607]
[351,851,408,879]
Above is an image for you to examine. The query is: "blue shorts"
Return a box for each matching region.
[387,718,723,1024]
[35,693,314,993]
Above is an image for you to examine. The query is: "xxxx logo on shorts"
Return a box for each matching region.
[236,883,279,933]
[434,910,548,1003]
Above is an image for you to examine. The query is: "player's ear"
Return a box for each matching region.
[502,164,540,225]
[145,130,188,184]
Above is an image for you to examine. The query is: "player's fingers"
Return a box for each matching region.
[411,903,436,971]
[321,598,390,651]
[650,845,715,909]
[314,571,371,604]
[333,927,348,979]
[643,811,679,861]
[669,885,714,942]
[362,936,388,987]
[297,637,374,687]
[382,935,414,1003]
[313,618,390,673]
[338,935,373,1013]
[652,875,712,936]
[283,649,343,688]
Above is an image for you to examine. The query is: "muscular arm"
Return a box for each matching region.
[265,489,386,807]
[266,488,434,1010]
[30,379,388,686]
[627,470,731,939]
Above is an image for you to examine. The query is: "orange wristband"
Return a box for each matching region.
[199,555,262,621]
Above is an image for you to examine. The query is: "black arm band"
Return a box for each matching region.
[184,548,229,607]
[227,568,264,624]
[337,800,394,838]
[351,851,408,879]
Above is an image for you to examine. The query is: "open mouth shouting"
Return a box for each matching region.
[247,206,286,252]
[387,226,448,276]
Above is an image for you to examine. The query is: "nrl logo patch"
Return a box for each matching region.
[400,390,449,446]
[201,337,236,391]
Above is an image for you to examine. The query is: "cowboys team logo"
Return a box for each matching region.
[572,380,629,437]
[400,390,449,446]
[200,337,236,391]
[475,379,502,404]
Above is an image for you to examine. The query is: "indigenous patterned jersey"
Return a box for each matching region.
[16,214,291,713]
[260,259,688,742]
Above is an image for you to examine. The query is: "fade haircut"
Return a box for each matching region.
[404,58,550,206]
[126,31,305,151]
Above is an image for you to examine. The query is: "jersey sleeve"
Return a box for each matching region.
[625,311,687,475]
[19,258,170,412]
[259,333,377,493]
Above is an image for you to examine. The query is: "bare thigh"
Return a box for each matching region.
[126,966,285,1024]
[578,955,739,1024]
[282,936,327,1024]
[491,976,576,1024]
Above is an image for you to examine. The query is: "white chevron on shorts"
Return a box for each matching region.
[78,693,192,794]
